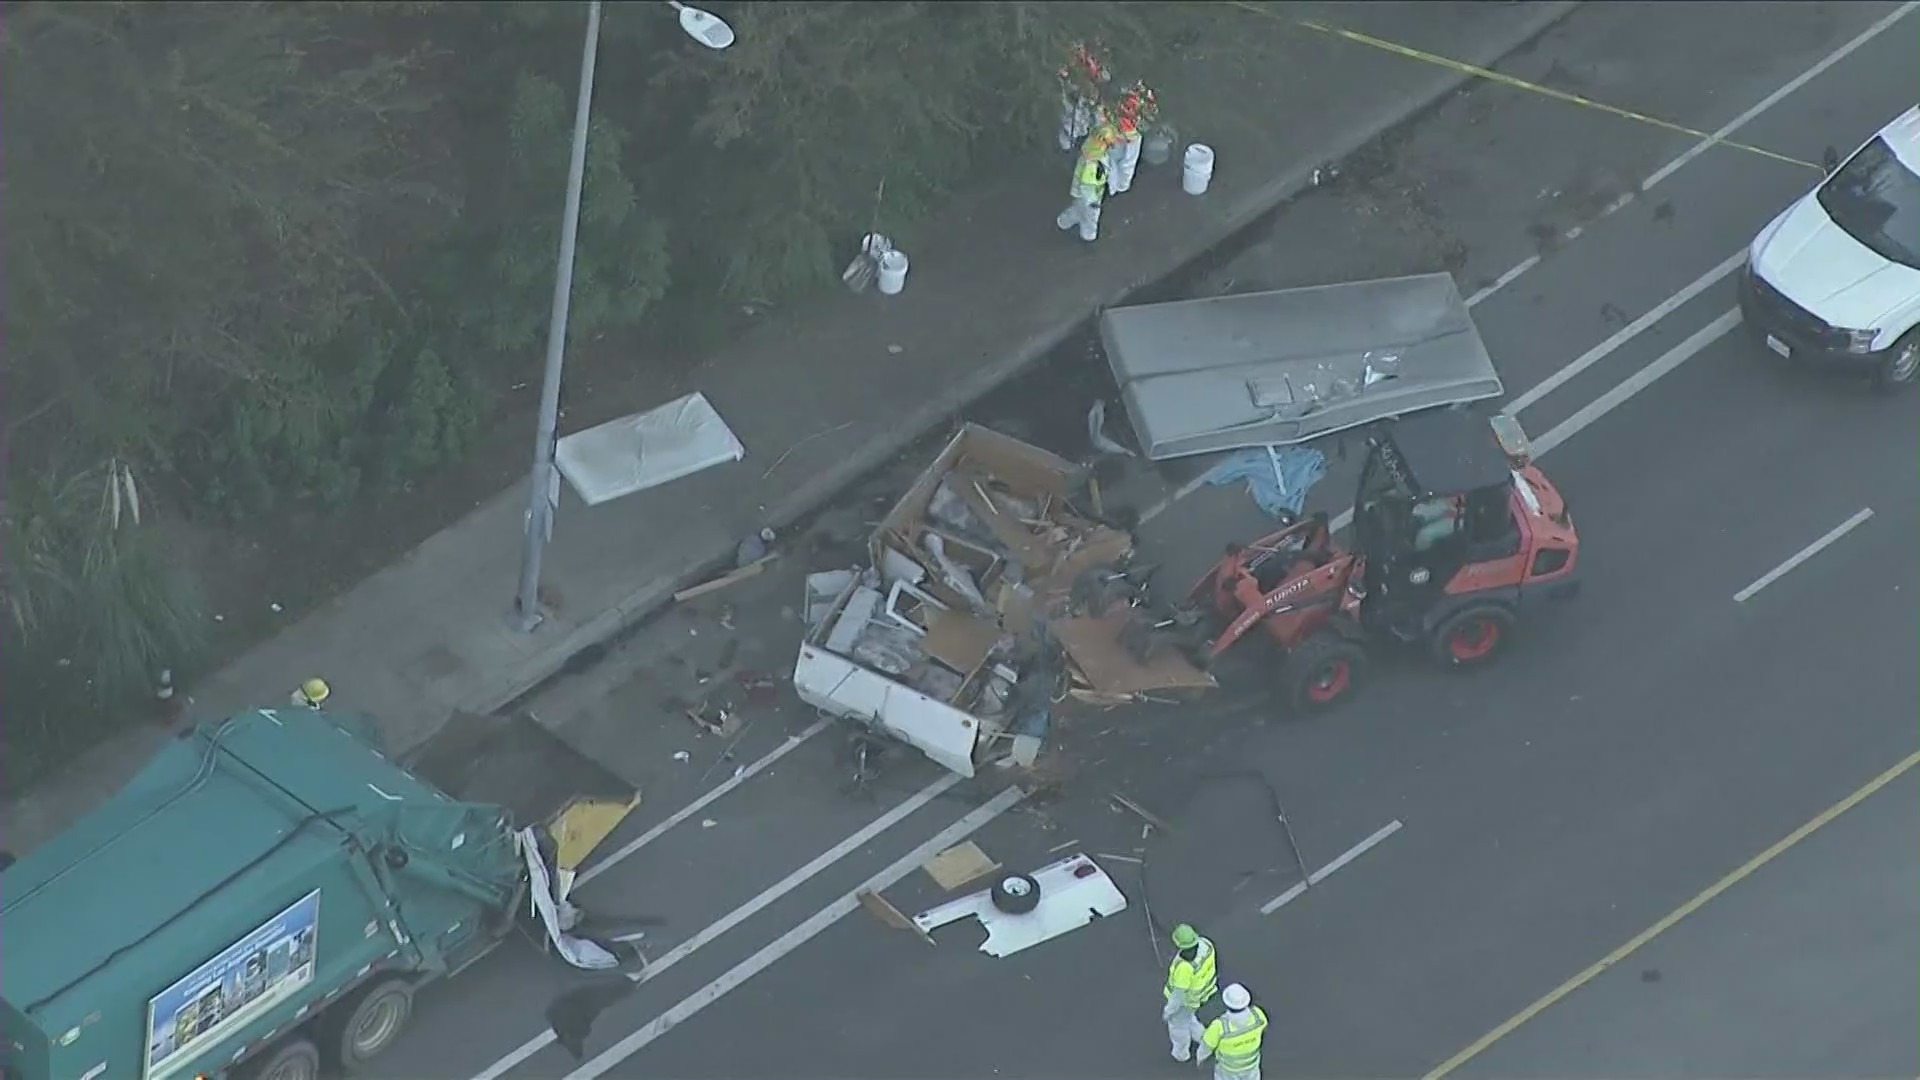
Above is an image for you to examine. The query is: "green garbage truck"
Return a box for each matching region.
[0,707,640,1080]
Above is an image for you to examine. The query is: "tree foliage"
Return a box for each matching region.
[1,0,1198,774]
[0,461,205,776]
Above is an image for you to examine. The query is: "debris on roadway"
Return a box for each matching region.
[911,854,1128,958]
[794,425,1214,777]
[922,840,1002,891]
[1097,273,1504,460]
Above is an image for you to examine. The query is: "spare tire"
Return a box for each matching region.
[989,872,1042,915]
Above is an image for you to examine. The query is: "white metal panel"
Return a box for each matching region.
[793,646,979,777]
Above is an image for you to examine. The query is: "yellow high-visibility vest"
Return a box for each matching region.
[1074,154,1108,198]
[1205,1006,1269,1073]
[1163,937,1218,1008]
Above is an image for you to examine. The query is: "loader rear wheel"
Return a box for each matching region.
[249,1038,321,1080]
[1282,634,1368,713]
[326,977,414,1072]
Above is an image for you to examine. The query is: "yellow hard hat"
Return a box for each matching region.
[300,678,331,705]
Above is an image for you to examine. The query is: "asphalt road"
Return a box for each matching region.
[367,4,1920,1078]
[1450,773,1920,1080]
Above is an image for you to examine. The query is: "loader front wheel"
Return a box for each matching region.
[1282,633,1368,713]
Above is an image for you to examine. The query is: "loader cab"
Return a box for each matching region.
[1352,407,1545,629]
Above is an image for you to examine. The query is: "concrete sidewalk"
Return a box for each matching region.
[0,1,1577,854]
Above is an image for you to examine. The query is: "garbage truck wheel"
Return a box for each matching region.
[250,1038,321,1080]
[990,872,1042,915]
[327,977,414,1072]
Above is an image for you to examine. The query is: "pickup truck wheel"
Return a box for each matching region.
[250,1038,321,1080]
[1873,332,1918,393]
[327,978,414,1072]
[990,872,1042,915]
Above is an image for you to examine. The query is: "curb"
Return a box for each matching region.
[482,1,1583,725]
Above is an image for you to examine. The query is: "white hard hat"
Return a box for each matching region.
[1222,983,1251,1011]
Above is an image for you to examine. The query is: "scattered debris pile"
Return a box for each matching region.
[794,425,1213,777]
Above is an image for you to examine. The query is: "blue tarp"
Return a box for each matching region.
[1198,446,1328,519]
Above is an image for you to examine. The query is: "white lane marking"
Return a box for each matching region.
[1463,255,1541,308]
[1642,2,1920,190]
[575,718,832,888]
[1325,306,1743,535]
[1734,507,1875,603]
[558,786,1029,1080]
[1504,250,1745,416]
[1139,472,1214,525]
[1261,819,1404,915]
[469,769,963,1080]
[1531,307,1741,457]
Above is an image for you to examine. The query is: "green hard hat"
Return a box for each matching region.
[1171,923,1199,949]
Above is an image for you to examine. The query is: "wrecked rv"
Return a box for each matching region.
[794,425,1213,777]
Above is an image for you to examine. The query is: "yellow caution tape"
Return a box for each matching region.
[1219,2,1819,172]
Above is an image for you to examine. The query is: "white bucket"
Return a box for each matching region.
[1182,143,1215,196]
[876,250,909,296]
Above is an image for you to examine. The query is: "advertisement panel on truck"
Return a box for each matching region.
[143,890,319,1080]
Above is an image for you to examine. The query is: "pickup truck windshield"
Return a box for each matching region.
[1818,136,1920,270]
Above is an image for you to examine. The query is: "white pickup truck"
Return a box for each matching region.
[1740,106,1920,391]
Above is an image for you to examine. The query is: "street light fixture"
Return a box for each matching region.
[514,0,736,631]
[670,0,735,49]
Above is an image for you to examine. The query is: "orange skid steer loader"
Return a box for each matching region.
[1180,408,1580,711]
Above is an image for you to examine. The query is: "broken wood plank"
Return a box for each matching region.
[1110,792,1172,834]
[857,888,935,946]
[923,841,1000,891]
[674,553,779,602]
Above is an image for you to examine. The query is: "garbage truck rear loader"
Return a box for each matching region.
[0,707,637,1080]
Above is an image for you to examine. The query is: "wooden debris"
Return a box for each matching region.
[1110,792,1172,834]
[674,553,779,603]
[923,841,1000,891]
[857,888,935,946]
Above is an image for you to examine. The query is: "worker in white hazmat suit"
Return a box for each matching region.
[1057,119,1116,242]
[1162,922,1218,1060]
[1197,983,1269,1080]
[1106,80,1156,195]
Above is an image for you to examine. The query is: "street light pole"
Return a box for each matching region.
[514,0,603,631]
[513,1,733,631]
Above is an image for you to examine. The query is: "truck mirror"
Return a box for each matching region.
[1821,146,1840,173]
